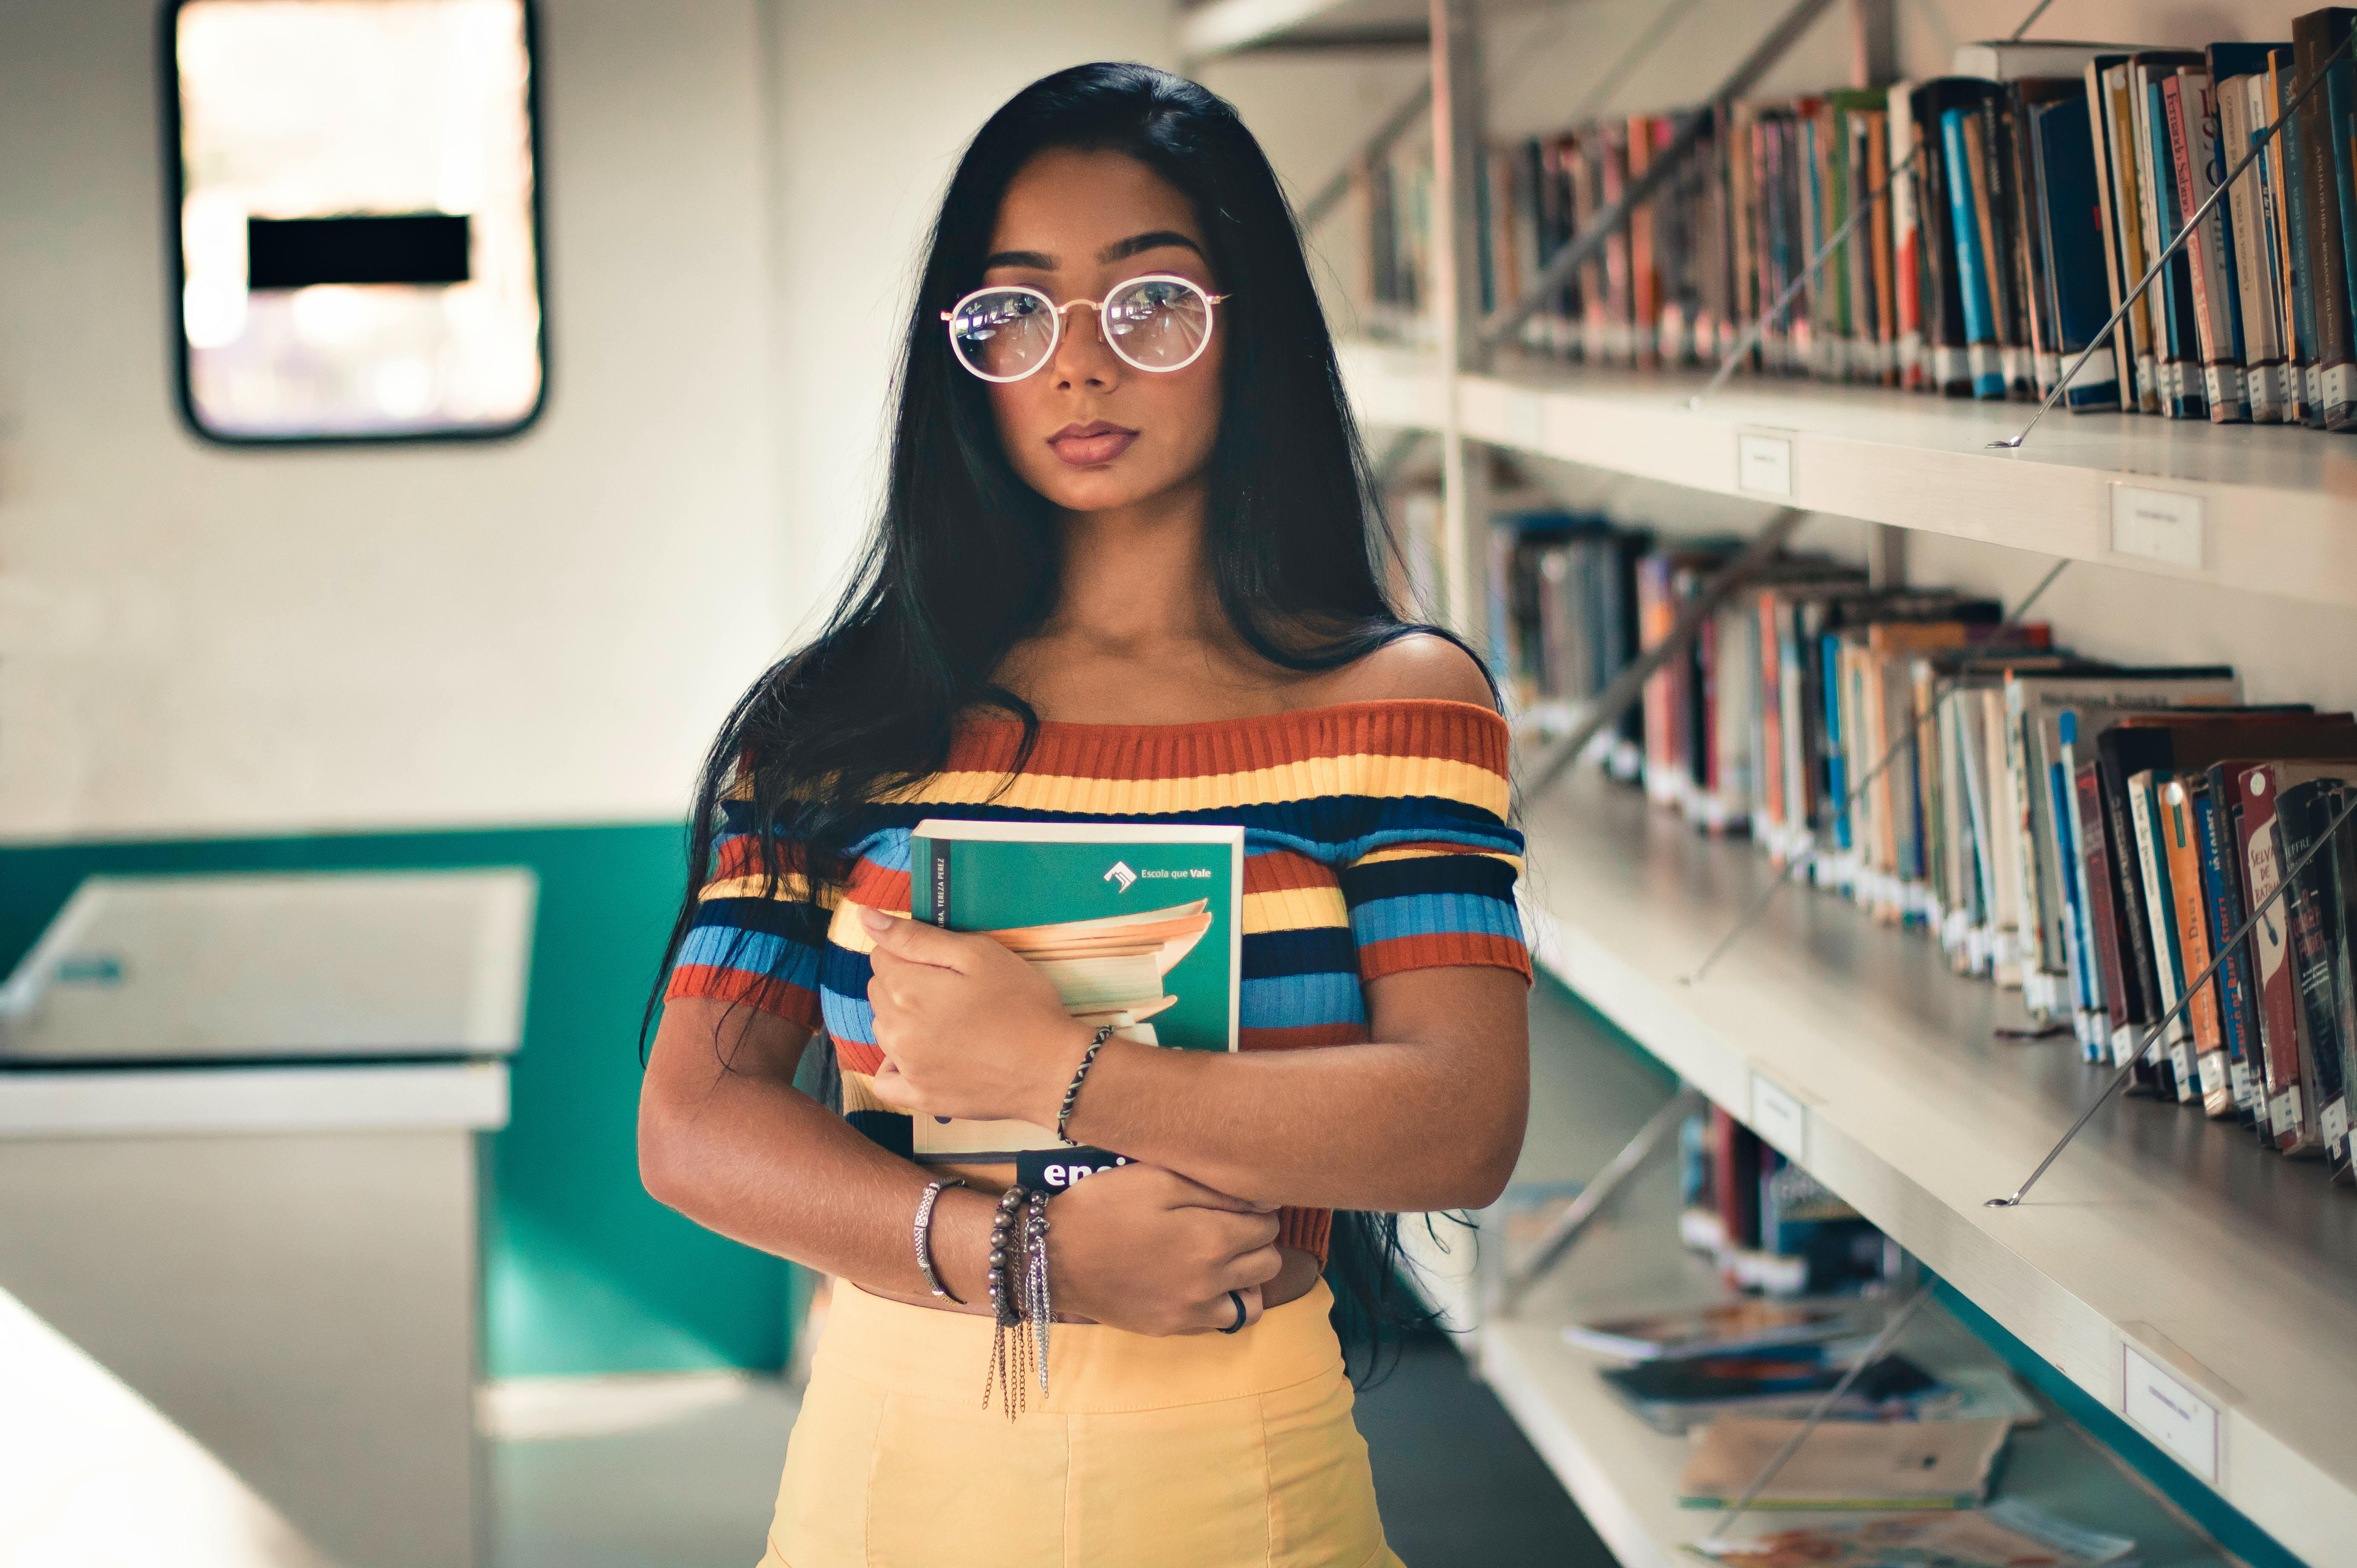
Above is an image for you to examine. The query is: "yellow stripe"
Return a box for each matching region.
[876,752,1509,819]
[1242,885,1348,934]
[1347,846,1524,874]
[824,898,913,955]
[839,1069,897,1116]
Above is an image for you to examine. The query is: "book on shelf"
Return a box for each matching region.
[1689,1501,2137,1568]
[1347,8,2357,443]
[1678,1416,2013,1510]
[1599,1348,1943,1434]
[907,819,1241,1184]
[1485,486,2357,1210]
[1560,1299,1871,1362]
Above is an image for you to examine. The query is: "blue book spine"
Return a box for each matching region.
[2326,23,2357,342]
[2192,785,2260,1117]
[1940,109,2007,397]
[1821,632,1849,853]
[2031,98,2123,410]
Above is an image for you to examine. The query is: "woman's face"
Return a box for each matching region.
[975,147,1225,516]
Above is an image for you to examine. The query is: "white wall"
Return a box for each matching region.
[0,0,797,841]
[0,0,1177,846]
[760,0,1177,620]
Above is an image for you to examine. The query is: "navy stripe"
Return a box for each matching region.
[1240,926,1360,980]
[846,1109,913,1158]
[1341,854,1520,906]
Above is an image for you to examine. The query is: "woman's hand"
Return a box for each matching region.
[1047,1163,1285,1336]
[860,906,1092,1126]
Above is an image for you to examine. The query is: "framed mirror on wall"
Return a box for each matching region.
[165,0,546,445]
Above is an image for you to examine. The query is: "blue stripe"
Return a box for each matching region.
[1240,970,1367,1029]
[1350,890,1526,947]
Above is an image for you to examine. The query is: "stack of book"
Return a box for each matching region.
[1495,504,2357,1187]
[1359,14,2357,432]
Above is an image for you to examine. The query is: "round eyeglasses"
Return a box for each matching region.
[940,273,1230,382]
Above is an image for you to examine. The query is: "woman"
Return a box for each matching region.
[639,61,1531,1568]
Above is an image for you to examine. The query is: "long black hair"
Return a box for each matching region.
[651,61,1491,1378]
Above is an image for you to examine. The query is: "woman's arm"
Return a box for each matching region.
[861,914,1530,1213]
[638,995,1289,1334]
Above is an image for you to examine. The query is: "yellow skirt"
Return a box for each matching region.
[762,1280,1404,1568]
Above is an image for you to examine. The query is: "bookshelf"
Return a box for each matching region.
[1476,763,2357,1567]
[1341,340,2357,613]
[1225,0,2357,1563]
[1405,974,2237,1568]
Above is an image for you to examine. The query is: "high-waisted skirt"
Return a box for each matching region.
[761,1279,1404,1568]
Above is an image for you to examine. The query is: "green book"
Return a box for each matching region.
[908,819,1242,1187]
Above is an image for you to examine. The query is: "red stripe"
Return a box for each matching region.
[834,1038,886,1076]
[845,863,912,912]
[939,698,1508,783]
[664,965,824,1030]
[1358,931,1533,982]
[1240,1021,1372,1052]
[1278,1206,1332,1259]
[1244,848,1334,894]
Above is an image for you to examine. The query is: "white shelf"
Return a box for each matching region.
[1339,339,2357,612]
[1497,765,2357,1565]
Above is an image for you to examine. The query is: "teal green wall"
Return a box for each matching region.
[0,825,787,1378]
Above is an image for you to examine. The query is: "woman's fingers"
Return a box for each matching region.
[1219,1243,1285,1293]
[1186,1282,1264,1334]
[1149,1166,1282,1215]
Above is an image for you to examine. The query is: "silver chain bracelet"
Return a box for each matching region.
[913,1177,965,1303]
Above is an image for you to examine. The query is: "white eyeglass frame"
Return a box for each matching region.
[939,272,1231,382]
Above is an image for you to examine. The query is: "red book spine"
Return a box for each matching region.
[2236,763,2317,1152]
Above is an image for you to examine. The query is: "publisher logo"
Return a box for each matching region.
[1103,860,1138,893]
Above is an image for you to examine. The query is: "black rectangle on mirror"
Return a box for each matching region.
[247,214,472,290]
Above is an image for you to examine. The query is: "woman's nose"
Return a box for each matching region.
[1050,301,1121,390]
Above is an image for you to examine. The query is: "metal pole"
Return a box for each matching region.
[1987,787,2357,1207]
[1991,27,2357,450]
[1478,0,1847,352]
[1516,509,1810,804]
[1429,0,1488,642]
[1497,1088,1705,1313]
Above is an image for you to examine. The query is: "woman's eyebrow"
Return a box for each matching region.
[982,248,1057,270]
[1098,229,1203,264]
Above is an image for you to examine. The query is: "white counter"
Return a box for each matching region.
[0,1059,509,1138]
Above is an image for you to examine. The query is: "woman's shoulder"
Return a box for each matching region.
[1313,631,1498,712]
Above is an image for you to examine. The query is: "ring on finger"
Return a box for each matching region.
[1218,1290,1246,1335]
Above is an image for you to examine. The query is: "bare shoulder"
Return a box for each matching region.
[1320,632,1498,711]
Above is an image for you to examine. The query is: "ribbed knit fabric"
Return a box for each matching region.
[664,697,1532,1261]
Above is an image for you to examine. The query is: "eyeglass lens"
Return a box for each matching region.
[947,278,1214,380]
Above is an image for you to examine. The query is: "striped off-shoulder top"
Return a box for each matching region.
[662,697,1532,1261]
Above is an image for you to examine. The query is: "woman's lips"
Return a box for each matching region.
[1049,421,1138,467]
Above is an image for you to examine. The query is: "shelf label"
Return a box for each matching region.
[1737,433,1795,497]
[2122,1344,2220,1482]
[1749,1071,1809,1161]
[2109,485,2204,570]
[1506,392,1545,450]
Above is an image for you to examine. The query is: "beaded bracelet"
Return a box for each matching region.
[912,1177,964,1304]
[982,1184,1055,1419]
[1055,1022,1119,1146]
